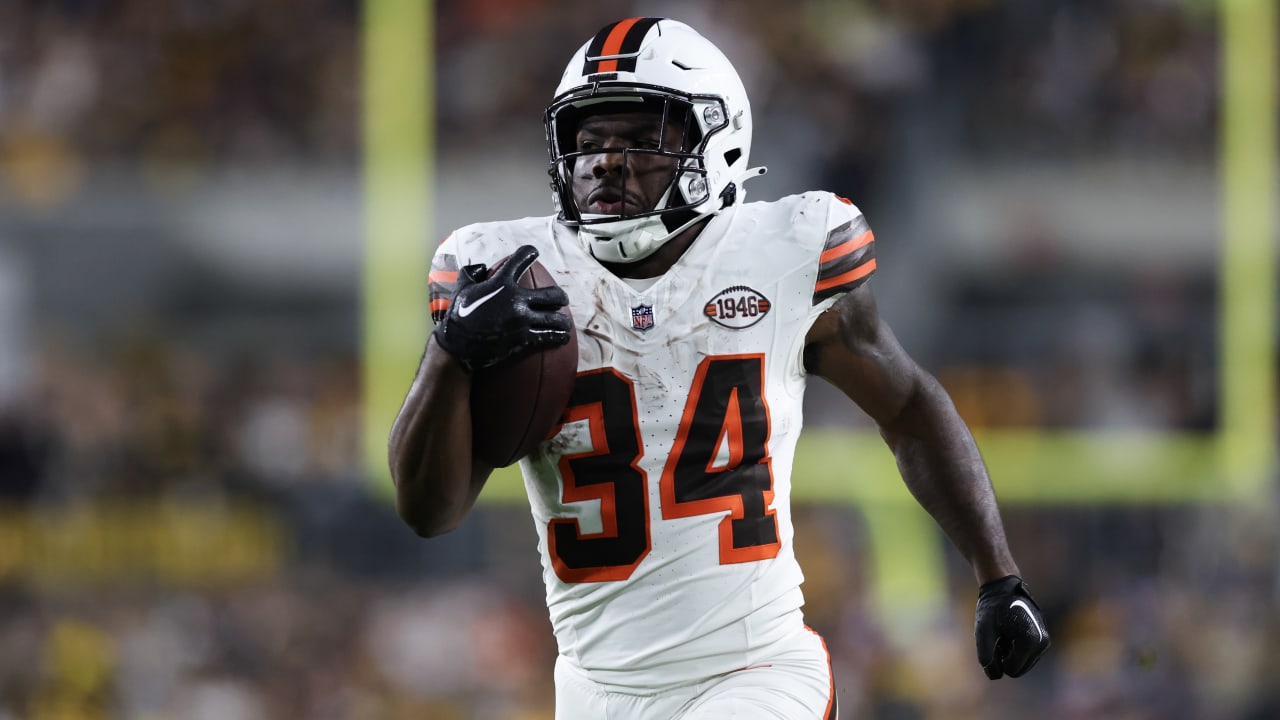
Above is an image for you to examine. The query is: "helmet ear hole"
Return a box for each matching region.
[723,148,741,167]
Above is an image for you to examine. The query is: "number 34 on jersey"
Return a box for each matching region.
[547,354,781,584]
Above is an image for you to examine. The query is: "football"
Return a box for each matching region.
[469,256,577,467]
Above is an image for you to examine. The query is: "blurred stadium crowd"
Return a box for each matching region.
[0,0,1276,718]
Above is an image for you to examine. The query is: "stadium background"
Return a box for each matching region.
[0,0,1276,718]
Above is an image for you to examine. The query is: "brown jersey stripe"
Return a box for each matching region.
[819,229,874,265]
[815,216,875,304]
[813,259,877,304]
[582,17,661,74]
[429,253,460,322]
[429,290,454,322]
[428,279,457,297]
[817,244,875,284]
[821,216,871,252]
[816,258,877,292]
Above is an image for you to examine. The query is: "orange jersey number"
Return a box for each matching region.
[548,356,780,583]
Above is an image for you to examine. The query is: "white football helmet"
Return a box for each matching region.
[545,18,765,263]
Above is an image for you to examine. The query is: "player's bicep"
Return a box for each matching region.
[804,284,925,428]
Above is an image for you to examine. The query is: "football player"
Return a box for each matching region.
[390,17,1050,719]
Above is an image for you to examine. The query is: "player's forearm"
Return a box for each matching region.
[878,376,1019,584]
[388,338,487,537]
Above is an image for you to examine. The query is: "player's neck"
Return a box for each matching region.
[600,219,708,279]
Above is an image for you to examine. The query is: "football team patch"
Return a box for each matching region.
[704,286,771,329]
[631,304,655,331]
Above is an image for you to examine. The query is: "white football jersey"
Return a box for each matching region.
[429,191,876,689]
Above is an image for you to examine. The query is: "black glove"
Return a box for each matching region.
[432,245,571,373]
[975,575,1050,679]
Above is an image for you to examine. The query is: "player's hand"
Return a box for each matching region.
[974,575,1050,679]
[432,245,571,373]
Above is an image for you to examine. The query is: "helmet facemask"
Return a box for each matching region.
[545,18,761,264]
[546,87,732,263]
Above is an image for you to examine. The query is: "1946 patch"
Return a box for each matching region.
[703,286,771,329]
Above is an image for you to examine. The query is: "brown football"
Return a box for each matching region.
[469,256,577,467]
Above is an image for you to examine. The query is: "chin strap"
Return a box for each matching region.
[578,166,769,264]
[576,214,676,263]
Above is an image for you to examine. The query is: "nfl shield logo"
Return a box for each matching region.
[631,304,655,332]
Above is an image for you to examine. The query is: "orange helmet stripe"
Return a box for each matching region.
[597,17,641,73]
[582,17,661,75]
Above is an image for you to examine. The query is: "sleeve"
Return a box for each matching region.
[811,194,876,306]
[428,232,461,324]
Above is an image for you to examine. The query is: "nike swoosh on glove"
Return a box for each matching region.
[974,575,1051,679]
[432,245,571,373]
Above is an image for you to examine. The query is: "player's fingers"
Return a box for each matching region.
[975,623,996,668]
[1005,652,1041,678]
[1004,634,1049,678]
[982,637,1007,680]
[531,310,573,334]
[499,245,540,282]
[528,326,572,348]
[526,286,570,310]
[1001,637,1026,676]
